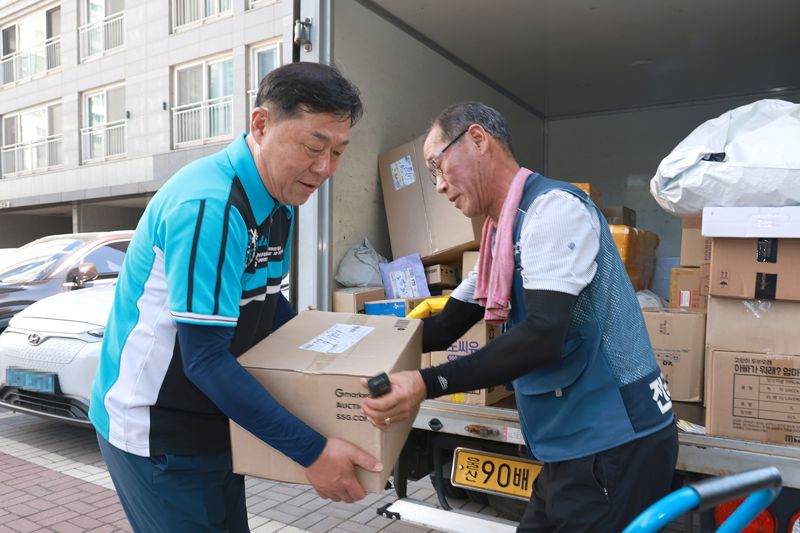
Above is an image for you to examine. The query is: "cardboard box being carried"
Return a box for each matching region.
[231,311,422,493]
[708,238,800,302]
[706,350,800,446]
[332,287,385,314]
[378,136,481,264]
[643,309,706,402]
[680,215,712,267]
[430,321,512,406]
[669,266,709,310]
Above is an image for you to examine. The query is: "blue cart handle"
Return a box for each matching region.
[623,467,782,533]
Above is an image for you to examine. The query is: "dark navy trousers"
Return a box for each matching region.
[97,433,249,533]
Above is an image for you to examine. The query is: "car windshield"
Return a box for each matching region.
[0,238,88,284]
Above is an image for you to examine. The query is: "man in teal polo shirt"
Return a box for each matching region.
[91,62,382,532]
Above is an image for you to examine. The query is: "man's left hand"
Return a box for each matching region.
[360,371,426,430]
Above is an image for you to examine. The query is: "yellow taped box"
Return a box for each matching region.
[231,311,422,493]
[430,321,512,406]
[609,224,660,291]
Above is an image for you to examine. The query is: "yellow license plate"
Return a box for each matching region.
[450,447,541,500]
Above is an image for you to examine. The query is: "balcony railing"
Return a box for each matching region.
[0,37,61,86]
[172,0,232,31]
[81,120,126,163]
[173,96,233,147]
[1,135,63,178]
[79,12,124,62]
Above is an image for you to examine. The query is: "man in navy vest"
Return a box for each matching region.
[362,101,677,532]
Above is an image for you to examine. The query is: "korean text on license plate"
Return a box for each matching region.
[451,447,541,501]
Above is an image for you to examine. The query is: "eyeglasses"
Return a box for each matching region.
[426,128,469,184]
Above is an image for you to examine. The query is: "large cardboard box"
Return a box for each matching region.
[669,266,709,310]
[424,264,457,289]
[708,238,800,301]
[231,311,422,492]
[378,137,481,264]
[706,350,800,446]
[643,309,706,402]
[429,321,512,406]
[680,215,712,267]
[332,287,385,313]
[705,296,800,355]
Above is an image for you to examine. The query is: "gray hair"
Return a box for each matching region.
[431,101,513,154]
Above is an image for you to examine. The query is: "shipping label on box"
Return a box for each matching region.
[709,238,800,301]
[332,287,385,314]
[231,311,422,493]
[706,350,800,446]
[643,309,706,402]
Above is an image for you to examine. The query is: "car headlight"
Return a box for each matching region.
[87,328,105,338]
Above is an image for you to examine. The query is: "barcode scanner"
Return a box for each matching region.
[367,372,392,398]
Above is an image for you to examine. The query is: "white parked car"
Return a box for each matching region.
[0,284,116,425]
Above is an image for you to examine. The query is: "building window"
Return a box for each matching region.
[0,6,61,86]
[81,84,126,163]
[173,56,233,148]
[172,0,232,32]
[249,0,279,9]
[248,42,281,117]
[1,102,63,178]
[78,0,125,63]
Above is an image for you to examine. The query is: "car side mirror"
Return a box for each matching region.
[74,262,98,288]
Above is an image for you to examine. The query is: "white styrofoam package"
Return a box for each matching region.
[650,99,800,215]
[702,206,800,238]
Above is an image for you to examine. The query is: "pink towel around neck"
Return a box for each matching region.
[474,167,532,324]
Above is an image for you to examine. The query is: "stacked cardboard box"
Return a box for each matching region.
[378,136,481,266]
[702,206,800,445]
[430,320,512,406]
[643,309,706,402]
[670,215,712,310]
[332,287,385,313]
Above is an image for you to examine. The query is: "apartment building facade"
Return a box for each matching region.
[0,0,293,246]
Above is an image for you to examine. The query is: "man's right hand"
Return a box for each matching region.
[304,437,383,503]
